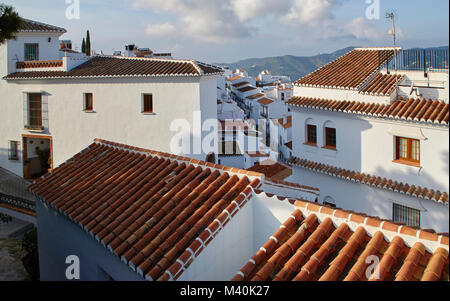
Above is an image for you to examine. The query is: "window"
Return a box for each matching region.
[306,125,317,145]
[393,203,420,227]
[325,127,336,149]
[8,141,19,160]
[24,44,39,61]
[142,94,153,113]
[84,93,93,111]
[27,93,42,129]
[281,93,285,101]
[395,137,420,165]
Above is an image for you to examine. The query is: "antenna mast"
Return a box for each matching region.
[386,12,397,72]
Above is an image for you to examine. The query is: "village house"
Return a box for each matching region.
[286,47,449,232]
[0,19,223,180]
[30,139,448,281]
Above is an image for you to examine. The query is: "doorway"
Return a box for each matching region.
[22,135,53,180]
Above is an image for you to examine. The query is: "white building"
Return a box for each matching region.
[286,47,449,232]
[0,19,222,179]
[31,139,448,281]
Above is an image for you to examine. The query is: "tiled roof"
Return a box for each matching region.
[288,156,449,206]
[257,97,275,105]
[278,116,292,129]
[247,152,270,158]
[288,97,449,125]
[227,75,243,82]
[295,48,396,89]
[20,18,67,33]
[247,93,265,100]
[247,160,292,181]
[360,73,405,96]
[4,56,223,80]
[285,141,292,150]
[233,82,250,88]
[232,196,449,281]
[29,139,263,281]
[16,60,63,69]
[238,86,257,93]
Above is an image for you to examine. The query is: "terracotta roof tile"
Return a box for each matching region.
[20,18,67,33]
[247,160,292,180]
[295,48,396,89]
[359,73,404,96]
[233,197,449,282]
[30,139,264,281]
[5,56,223,80]
[288,96,449,125]
[288,156,449,206]
[257,97,275,105]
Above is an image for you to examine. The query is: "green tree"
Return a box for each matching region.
[81,37,85,54]
[0,3,22,44]
[85,30,91,56]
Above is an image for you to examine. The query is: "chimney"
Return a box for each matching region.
[124,44,136,57]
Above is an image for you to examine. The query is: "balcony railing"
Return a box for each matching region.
[384,48,449,74]
[0,192,36,215]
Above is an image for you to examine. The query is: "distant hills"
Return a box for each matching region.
[217,46,449,82]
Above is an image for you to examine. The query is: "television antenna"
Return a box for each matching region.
[386,10,399,76]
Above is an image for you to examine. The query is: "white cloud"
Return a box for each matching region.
[145,23,177,37]
[131,0,252,43]
[230,0,291,22]
[346,17,383,40]
[285,0,340,25]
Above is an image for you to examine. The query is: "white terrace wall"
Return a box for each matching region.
[287,167,449,233]
[36,199,143,281]
[179,191,294,281]
[291,108,449,193]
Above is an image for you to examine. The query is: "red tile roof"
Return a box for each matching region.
[257,97,275,105]
[232,82,250,88]
[288,157,449,206]
[227,75,243,82]
[247,93,265,100]
[29,139,263,281]
[247,160,292,180]
[247,152,270,158]
[278,116,292,129]
[4,57,223,80]
[360,73,405,96]
[20,18,67,33]
[295,48,396,89]
[238,86,257,93]
[288,97,449,125]
[16,60,63,69]
[232,195,449,281]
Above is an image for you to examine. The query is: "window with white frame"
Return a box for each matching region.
[393,203,420,227]
[8,141,19,160]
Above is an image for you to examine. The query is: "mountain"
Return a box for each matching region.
[216,47,356,81]
[217,46,449,82]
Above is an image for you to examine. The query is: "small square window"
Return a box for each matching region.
[9,141,19,160]
[395,137,420,165]
[84,93,93,111]
[142,94,153,113]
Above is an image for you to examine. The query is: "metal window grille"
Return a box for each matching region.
[393,203,420,227]
[24,44,39,61]
[8,141,19,160]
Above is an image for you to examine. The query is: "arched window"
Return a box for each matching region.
[323,196,337,208]
[323,121,337,150]
[305,118,317,145]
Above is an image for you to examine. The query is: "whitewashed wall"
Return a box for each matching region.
[0,75,219,177]
[287,167,449,233]
[291,108,449,193]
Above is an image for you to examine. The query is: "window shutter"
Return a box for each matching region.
[42,94,48,130]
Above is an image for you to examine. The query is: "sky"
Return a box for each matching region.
[2,0,449,63]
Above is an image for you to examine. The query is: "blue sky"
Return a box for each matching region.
[3,0,449,63]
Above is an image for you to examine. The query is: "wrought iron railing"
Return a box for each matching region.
[384,48,449,74]
[0,192,36,214]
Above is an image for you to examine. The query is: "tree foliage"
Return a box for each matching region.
[81,37,86,54]
[0,4,22,44]
[85,30,91,56]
